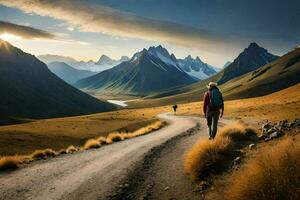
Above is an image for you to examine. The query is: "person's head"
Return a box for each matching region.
[206,82,218,90]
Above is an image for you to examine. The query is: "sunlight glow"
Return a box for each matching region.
[0,33,21,42]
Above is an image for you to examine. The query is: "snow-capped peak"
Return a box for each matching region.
[177,55,217,80]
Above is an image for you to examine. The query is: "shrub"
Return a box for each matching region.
[218,121,258,142]
[224,137,300,200]
[84,139,101,150]
[66,145,78,153]
[184,121,257,181]
[106,133,124,144]
[184,136,233,180]
[57,149,67,155]
[96,136,108,145]
[31,149,57,159]
[0,156,19,171]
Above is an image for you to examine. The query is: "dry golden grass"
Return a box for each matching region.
[66,145,78,154]
[31,149,57,160]
[96,136,108,145]
[106,133,124,144]
[0,156,19,171]
[184,136,233,180]
[218,121,258,141]
[84,139,101,150]
[66,145,78,153]
[57,149,67,155]
[184,122,258,181]
[223,137,300,200]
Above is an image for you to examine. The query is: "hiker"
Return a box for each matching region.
[173,104,178,113]
[203,82,224,139]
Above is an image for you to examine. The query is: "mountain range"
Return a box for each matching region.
[38,54,129,73]
[0,40,115,124]
[47,62,97,84]
[75,46,197,95]
[140,42,296,106]
[177,55,217,80]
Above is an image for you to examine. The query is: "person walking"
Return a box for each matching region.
[172,104,178,114]
[203,82,224,139]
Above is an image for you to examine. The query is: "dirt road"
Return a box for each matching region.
[0,113,206,200]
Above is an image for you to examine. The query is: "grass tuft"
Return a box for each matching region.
[0,156,19,171]
[184,121,257,181]
[31,148,57,160]
[224,137,300,200]
[66,145,78,153]
[106,133,124,144]
[96,136,108,145]
[57,149,67,155]
[218,121,257,141]
[184,136,233,180]
[84,139,101,150]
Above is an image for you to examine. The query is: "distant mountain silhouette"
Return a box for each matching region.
[218,42,278,84]
[177,55,216,80]
[39,54,129,73]
[75,45,196,95]
[0,40,115,125]
[37,54,78,66]
[48,62,96,84]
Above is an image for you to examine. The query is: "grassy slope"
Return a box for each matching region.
[129,47,300,108]
[0,106,170,156]
[0,83,299,156]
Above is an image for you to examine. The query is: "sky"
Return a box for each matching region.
[0,0,299,67]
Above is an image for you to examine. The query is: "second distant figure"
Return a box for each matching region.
[203,82,224,139]
[173,104,178,113]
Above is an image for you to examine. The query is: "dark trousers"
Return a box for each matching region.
[206,110,220,139]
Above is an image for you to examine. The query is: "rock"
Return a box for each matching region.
[258,134,266,140]
[233,157,241,165]
[264,137,271,142]
[269,131,280,139]
[249,144,255,149]
[294,119,300,126]
[164,186,169,191]
[267,127,277,134]
[262,123,272,130]
[124,183,129,188]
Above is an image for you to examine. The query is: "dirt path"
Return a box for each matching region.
[0,113,205,200]
[109,118,231,200]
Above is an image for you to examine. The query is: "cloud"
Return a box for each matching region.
[0,0,235,51]
[0,21,55,39]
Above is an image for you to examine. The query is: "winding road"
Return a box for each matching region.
[0,113,227,200]
[0,113,232,200]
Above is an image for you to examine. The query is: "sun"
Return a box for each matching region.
[0,33,20,41]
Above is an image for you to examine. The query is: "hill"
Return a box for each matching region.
[75,46,196,96]
[0,40,116,124]
[48,62,96,84]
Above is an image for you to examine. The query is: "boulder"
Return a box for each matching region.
[249,144,255,150]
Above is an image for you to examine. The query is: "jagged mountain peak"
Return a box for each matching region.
[218,42,279,84]
[97,54,114,65]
